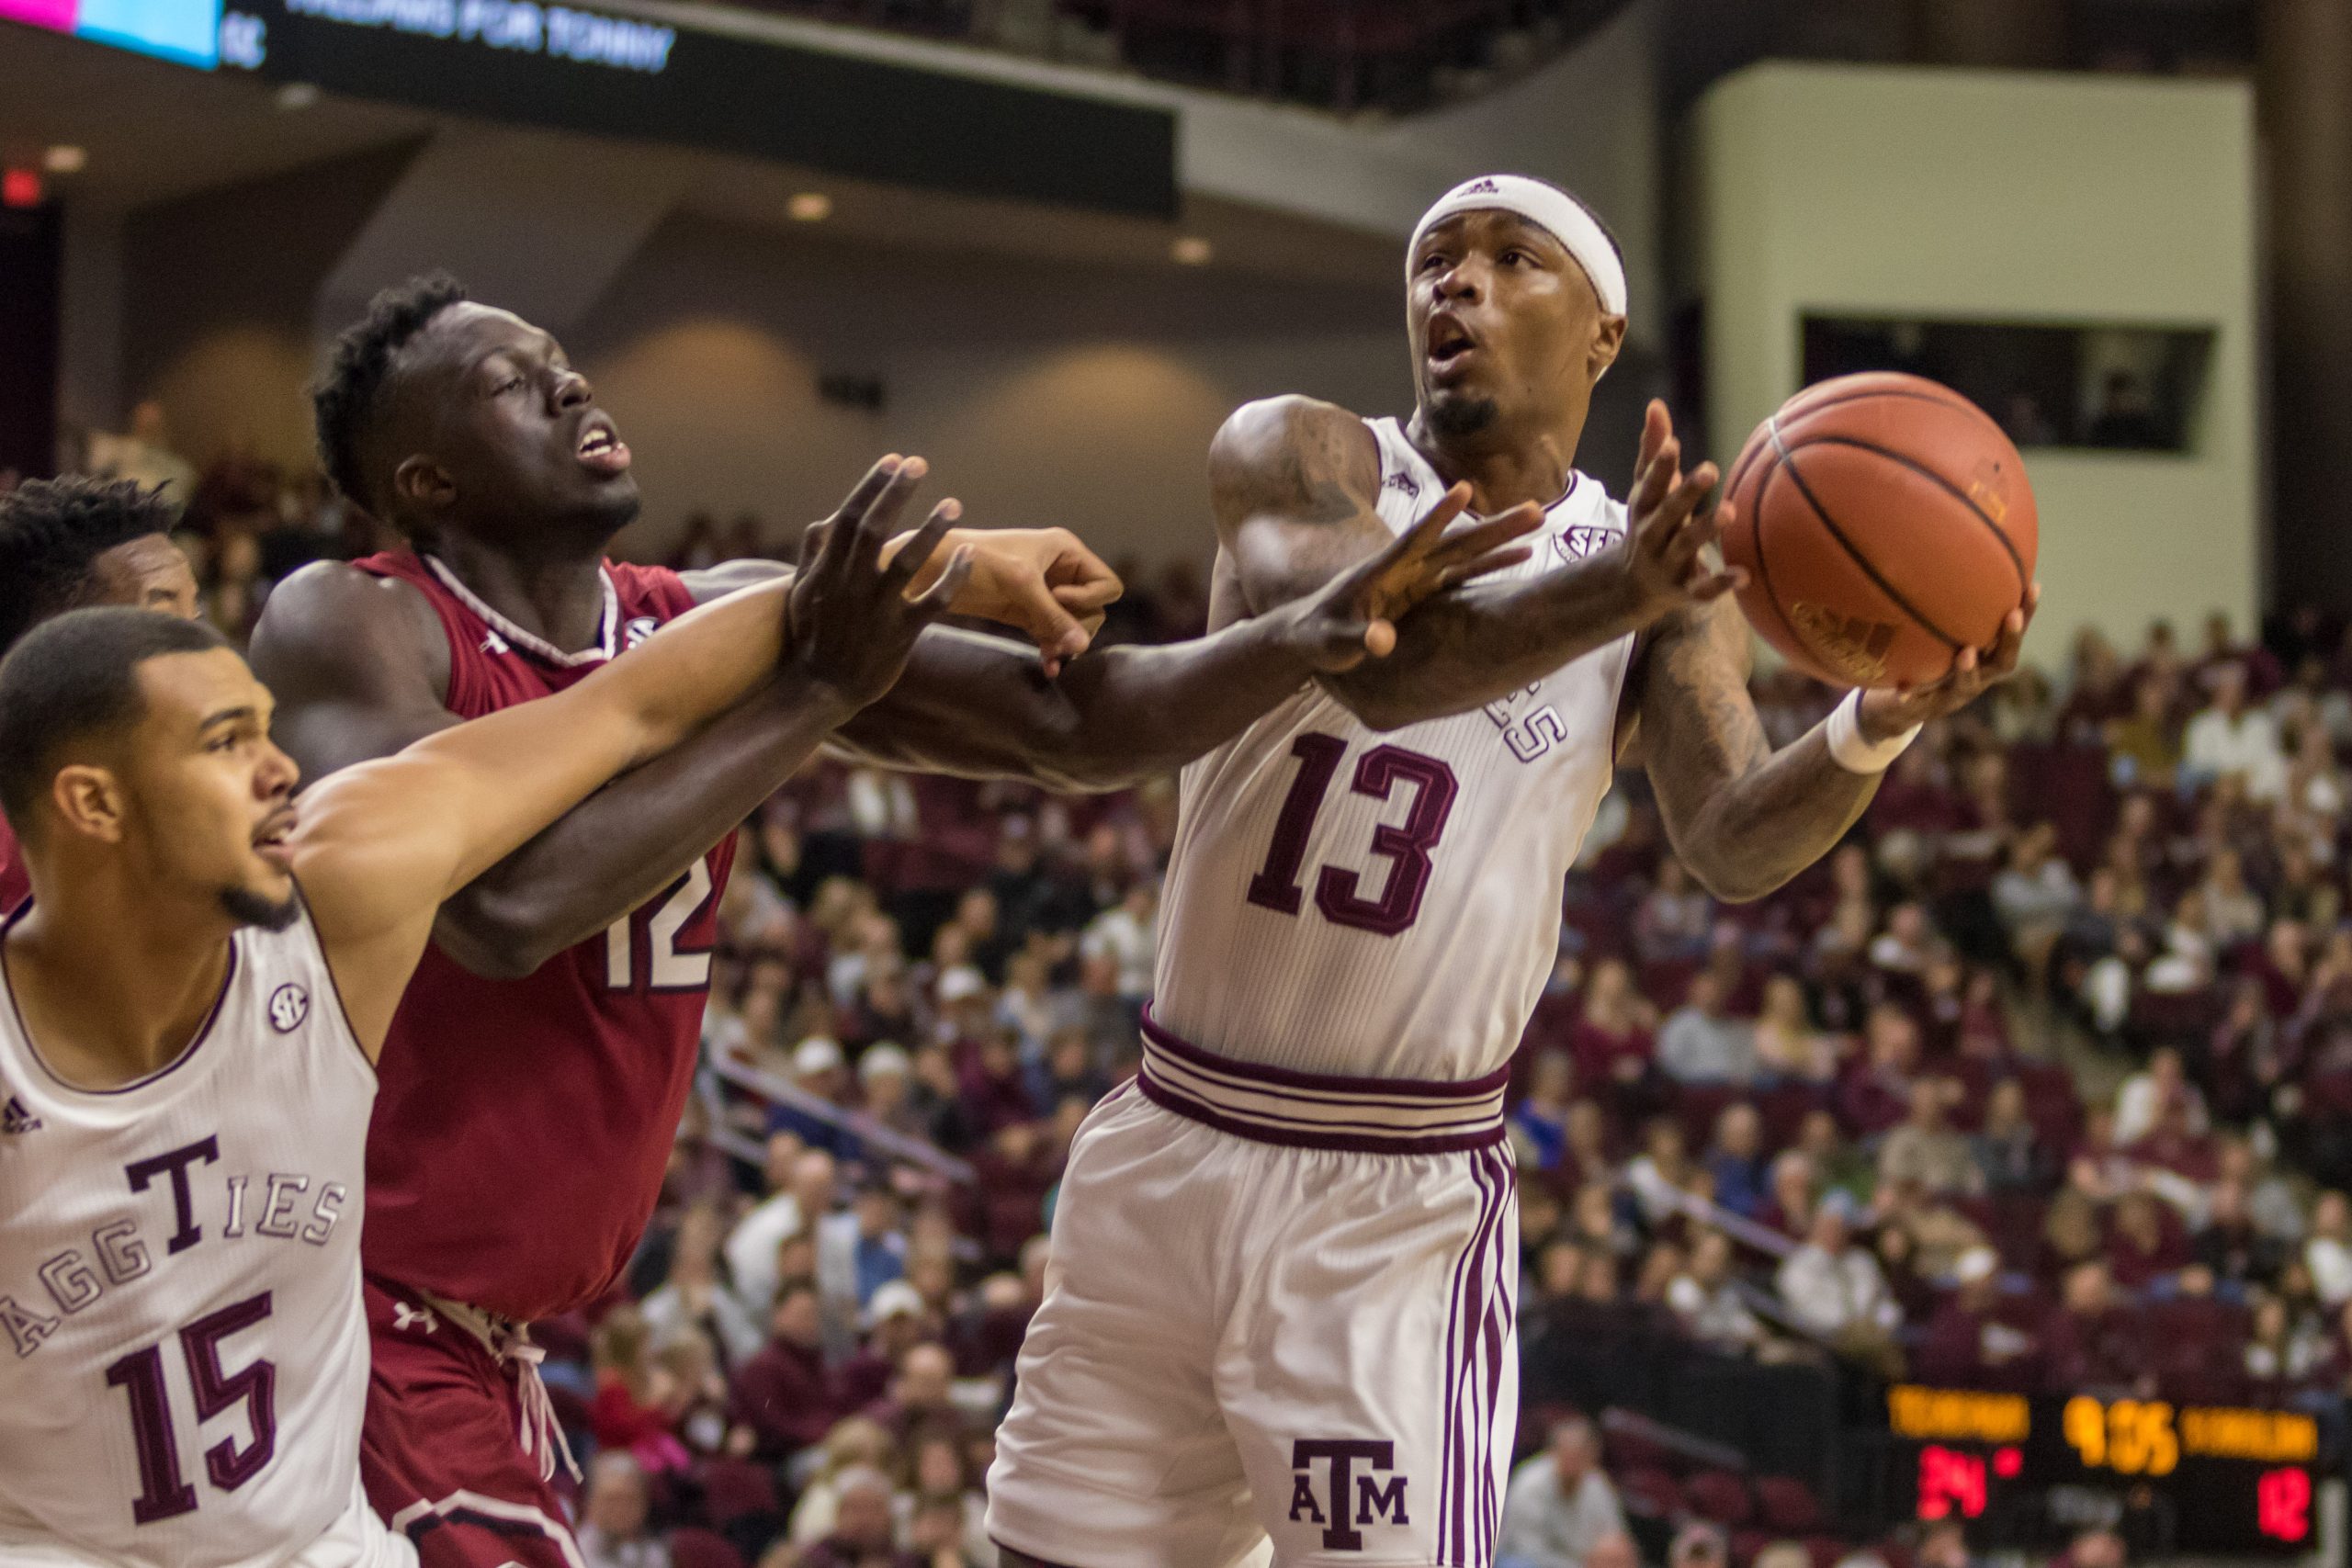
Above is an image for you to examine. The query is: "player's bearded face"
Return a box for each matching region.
[1408,211,1616,442]
[126,653,303,932]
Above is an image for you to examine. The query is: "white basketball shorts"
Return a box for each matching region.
[987,1014,1520,1568]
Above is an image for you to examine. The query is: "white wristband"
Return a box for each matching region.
[1826,689,1920,775]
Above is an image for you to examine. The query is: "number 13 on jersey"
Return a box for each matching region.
[1245,732,1458,937]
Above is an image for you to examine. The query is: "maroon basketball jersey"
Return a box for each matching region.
[352,550,737,1322]
[0,812,24,915]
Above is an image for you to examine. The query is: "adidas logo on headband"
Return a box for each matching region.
[1408,174,1628,320]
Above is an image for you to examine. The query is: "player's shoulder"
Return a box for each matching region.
[250,558,443,680]
[1208,395,1381,517]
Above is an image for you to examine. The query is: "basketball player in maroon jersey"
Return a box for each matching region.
[0,478,201,913]
[247,276,1533,1566]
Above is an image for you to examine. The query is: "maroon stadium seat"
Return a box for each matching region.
[1684,1469,1755,1527]
[1619,1465,1685,1518]
[1754,1474,1826,1534]
[666,1528,748,1568]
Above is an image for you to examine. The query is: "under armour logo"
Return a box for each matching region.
[1287,1438,1408,1551]
[624,615,659,650]
[266,984,311,1033]
[1,1095,40,1134]
[392,1303,439,1336]
[481,630,511,656]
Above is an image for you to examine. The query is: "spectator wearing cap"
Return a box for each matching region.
[836,1279,938,1408]
[1879,1079,1984,1198]
[578,1452,671,1568]
[796,1464,923,1568]
[768,1036,863,1159]
[1496,1415,1624,1568]
[1657,972,1758,1086]
[857,1043,927,1142]
[1918,1247,2037,1390]
[730,1282,854,1461]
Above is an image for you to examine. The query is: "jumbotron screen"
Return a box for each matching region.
[0,0,220,65]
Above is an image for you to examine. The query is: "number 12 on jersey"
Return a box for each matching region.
[604,859,716,991]
[1245,732,1458,937]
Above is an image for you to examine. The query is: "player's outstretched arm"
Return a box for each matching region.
[286,486,971,1052]
[1208,395,1732,730]
[254,458,986,980]
[1627,408,2039,902]
[830,487,1538,789]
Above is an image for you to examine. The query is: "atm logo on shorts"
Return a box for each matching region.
[1287,1438,1409,1551]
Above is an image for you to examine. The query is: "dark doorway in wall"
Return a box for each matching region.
[0,198,62,482]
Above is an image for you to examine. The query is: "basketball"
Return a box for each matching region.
[1721,371,2038,690]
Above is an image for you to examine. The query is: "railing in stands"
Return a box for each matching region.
[1628,1179,1801,1260]
[704,1055,978,1184]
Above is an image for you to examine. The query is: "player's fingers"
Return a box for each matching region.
[1432,545,1535,591]
[828,456,902,561]
[1690,568,1746,602]
[854,457,929,563]
[1633,435,1679,526]
[1399,483,1475,555]
[910,543,976,615]
[1984,606,2029,674]
[1361,618,1397,660]
[797,518,831,571]
[1419,504,1544,573]
[1645,463,1713,558]
[1636,399,1671,477]
[886,500,961,590]
[1050,575,1125,615]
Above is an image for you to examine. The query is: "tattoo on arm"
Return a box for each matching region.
[1639,597,1882,901]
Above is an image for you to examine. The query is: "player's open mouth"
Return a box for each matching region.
[577,420,632,477]
[253,810,297,870]
[1427,317,1477,375]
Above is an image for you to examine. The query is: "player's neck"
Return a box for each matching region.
[4,881,236,1089]
[1408,411,1586,514]
[424,531,612,656]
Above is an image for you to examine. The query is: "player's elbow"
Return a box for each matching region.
[1679,848,1788,906]
[431,890,566,980]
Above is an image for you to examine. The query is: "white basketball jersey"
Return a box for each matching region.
[1154,416,1636,1084]
[0,907,378,1567]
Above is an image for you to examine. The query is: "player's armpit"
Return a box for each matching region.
[247,561,463,777]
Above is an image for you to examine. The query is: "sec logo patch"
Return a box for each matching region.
[267,984,311,1033]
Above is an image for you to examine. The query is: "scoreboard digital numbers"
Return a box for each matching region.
[1885,1384,2321,1554]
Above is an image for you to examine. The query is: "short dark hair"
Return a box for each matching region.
[312,273,469,513]
[0,477,182,655]
[0,607,230,827]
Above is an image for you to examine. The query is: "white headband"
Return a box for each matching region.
[1408,175,1627,318]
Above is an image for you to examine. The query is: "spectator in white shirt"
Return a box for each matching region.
[1497,1416,1626,1568]
[2113,1047,2210,1147]
[1667,1230,1766,1353]
[725,1144,833,1317]
[2183,665,2286,799]
[1778,1205,1904,1375]
[1080,881,1158,1001]
[1657,971,1758,1085]
[2306,1190,2352,1307]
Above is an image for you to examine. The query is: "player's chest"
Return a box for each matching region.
[0,1096,367,1362]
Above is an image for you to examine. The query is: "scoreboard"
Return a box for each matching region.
[0,0,219,65]
[1883,1385,2322,1554]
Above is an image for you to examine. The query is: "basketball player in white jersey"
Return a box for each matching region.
[0,472,987,1568]
[987,175,2037,1568]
